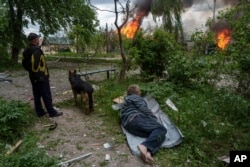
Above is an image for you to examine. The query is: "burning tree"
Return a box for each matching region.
[113,0,155,80]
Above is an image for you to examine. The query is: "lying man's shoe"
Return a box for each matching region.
[50,111,63,117]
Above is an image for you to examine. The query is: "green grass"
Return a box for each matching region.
[92,78,250,167]
[0,75,249,166]
[0,98,58,167]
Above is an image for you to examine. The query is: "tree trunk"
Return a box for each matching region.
[9,0,24,63]
[113,0,131,81]
[117,28,129,81]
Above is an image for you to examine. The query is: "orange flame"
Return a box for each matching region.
[217,29,231,49]
[121,14,143,39]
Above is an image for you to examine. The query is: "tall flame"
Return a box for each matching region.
[216,29,231,49]
[121,14,143,39]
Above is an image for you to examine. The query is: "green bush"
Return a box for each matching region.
[0,99,57,167]
[131,29,181,80]
[0,98,33,142]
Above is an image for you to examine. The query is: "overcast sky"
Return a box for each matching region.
[25,0,235,35]
[90,0,234,33]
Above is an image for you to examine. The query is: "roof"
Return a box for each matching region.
[44,36,73,45]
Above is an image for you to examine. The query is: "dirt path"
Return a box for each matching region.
[0,63,155,167]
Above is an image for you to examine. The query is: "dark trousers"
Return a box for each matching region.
[124,115,167,155]
[31,78,56,116]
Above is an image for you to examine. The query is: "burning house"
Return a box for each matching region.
[204,19,232,54]
[119,0,237,51]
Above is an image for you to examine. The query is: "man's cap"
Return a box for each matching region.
[27,33,40,41]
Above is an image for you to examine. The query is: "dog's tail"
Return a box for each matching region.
[88,92,94,112]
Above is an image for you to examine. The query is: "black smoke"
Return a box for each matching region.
[134,0,153,16]
[210,19,230,33]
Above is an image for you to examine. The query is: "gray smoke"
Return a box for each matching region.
[182,0,194,8]
[133,0,239,16]
[182,0,239,8]
[132,0,240,33]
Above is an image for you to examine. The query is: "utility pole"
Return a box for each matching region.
[105,23,109,53]
[213,0,216,21]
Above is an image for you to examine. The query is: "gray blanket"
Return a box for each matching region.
[112,94,184,155]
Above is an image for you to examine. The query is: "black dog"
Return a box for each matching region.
[69,70,94,114]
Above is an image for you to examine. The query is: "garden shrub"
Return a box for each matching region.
[0,98,33,142]
[131,29,181,80]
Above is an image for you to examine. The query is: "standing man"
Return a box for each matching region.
[22,32,63,117]
[120,84,167,164]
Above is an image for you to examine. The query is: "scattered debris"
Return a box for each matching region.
[62,90,72,95]
[43,118,57,130]
[43,121,57,130]
[36,142,45,149]
[0,73,12,83]
[103,143,112,149]
[5,140,23,155]
[113,96,124,104]
[218,155,230,164]
[92,84,100,91]
[112,103,122,110]
[57,152,92,166]
[201,120,207,127]
[166,99,178,111]
[105,154,111,161]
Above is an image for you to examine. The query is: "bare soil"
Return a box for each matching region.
[0,62,155,167]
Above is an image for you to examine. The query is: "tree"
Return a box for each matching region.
[151,0,184,43]
[0,1,9,63]
[68,25,92,54]
[222,0,250,98]
[2,0,97,63]
[114,0,132,81]
[89,29,106,55]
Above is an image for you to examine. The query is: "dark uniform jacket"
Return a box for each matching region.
[22,44,49,82]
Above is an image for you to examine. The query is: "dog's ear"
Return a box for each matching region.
[73,70,76,74]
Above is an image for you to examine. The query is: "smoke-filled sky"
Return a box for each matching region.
[24,0,239,35]
[91,0,239,33]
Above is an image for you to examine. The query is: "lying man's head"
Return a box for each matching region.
[127,84,141,96]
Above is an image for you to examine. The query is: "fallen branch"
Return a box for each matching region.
[57,152,92,166]
[6,140,23,155]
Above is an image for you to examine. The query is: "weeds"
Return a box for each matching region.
[92,78,250,166]
[0,98,34,142]
[0,99,58,167]
[0,74,249,166]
